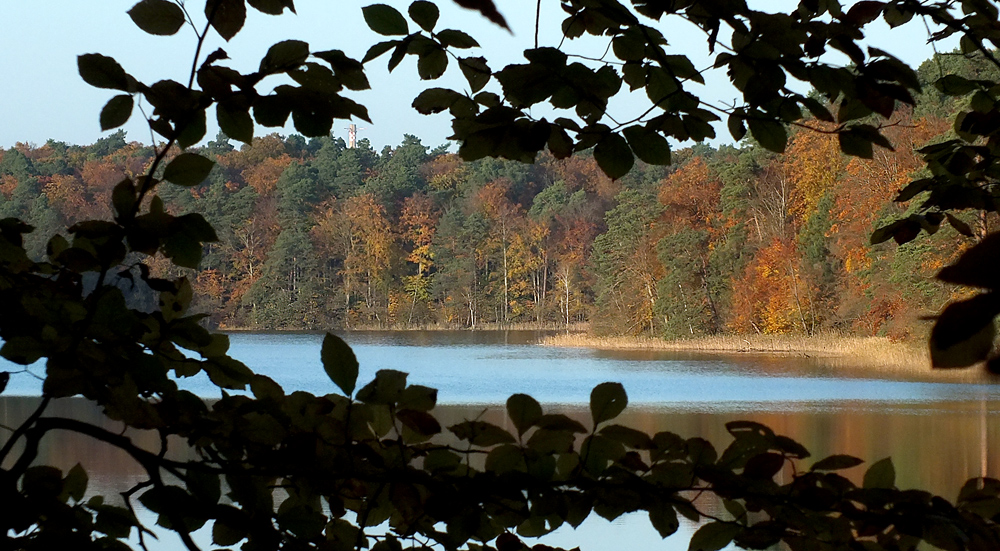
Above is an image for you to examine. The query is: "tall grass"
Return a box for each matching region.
[541,333,993,383]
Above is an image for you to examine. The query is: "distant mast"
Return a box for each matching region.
[346,124,365,148]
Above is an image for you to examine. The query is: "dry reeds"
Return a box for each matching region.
[541,333,994,383]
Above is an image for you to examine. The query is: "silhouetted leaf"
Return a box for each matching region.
[863,457,895,489]
[205,0,246,41]
[0,372,8,395]
[590,382,627,425]
[930,293,1000,368]
[622,125,670,165]
[935,74,978,96]
[399,385,437,411]
[451,0,508,30]
[247,0,296,14]
[322,332,359,396]
[397,409,441,435]
[649,505,679,538]
[946,213,974,237]
[128,0,186,36]
[459,56,491,92]
[364,4,409,36]
[409,0,439,32]
[507,393,543,436]
[743,453,784,479]
[61,464,88,503]
[100,95,134,131]
[78,54,131,91]
[593,133,633,180]
[437,29,479,49]
[260,40,309,73]
[748,118,787,153]
[450,420,515,446]
[218,99,254,143]
[938,233,1000,288]
[356,369,407,404]
[811,454,864,471]
[163,154,215,187]
[689,521,740,551]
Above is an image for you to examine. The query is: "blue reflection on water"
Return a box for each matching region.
[4,331,999,412]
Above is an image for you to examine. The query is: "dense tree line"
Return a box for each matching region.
[0,51,990,338]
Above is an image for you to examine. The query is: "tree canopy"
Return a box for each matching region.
[6,1,1000,550]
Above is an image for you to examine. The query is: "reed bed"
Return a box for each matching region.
[541,333,994,383]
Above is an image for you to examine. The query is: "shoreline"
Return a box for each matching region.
[540,333,996,384]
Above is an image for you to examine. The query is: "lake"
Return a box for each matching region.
[3,330,1000,550]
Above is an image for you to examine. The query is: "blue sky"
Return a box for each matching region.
[0,1,956,151]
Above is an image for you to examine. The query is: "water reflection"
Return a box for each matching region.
[3,396,997,527]
[3,331,1000,549]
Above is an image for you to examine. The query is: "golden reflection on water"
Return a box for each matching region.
[2,397,998,504]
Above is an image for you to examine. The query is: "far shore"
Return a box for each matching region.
[541,333,996,384]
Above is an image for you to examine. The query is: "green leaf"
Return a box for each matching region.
[412,87,462,114]
[883,5,913,27]
[593,132,634,180]
[176,109,207,149]
[727,113,747,141]
[935,74,978,96]
[649,505,679,538]
[838,129,873,158]
[449,420,516,446]
[454,0,508,29]
[128,0,186,36]
[61,464,88,503]
[863,457,896,489]
[409,0,438,32]
[363,4,409,36]
[437,29,479,48]
[100,95,134,131]
[748,118,787,153]
[590,382,627,425]
[485,444,527,474]
[459,56,491,92]
[363,40,398,63]
[253,95,292,127]
[399,384,437,410]
[78,54,131,91]
[622,125,670,165]
[247,0,295,14]
[417,46,448,79]
[218,99,254,143]
[205,0,246,41]
[929,293,1000,368]
[396,409,442,436]
[112,178,137,219]
[322,332,359,396]
[599,424,653,449]
[260,40,309,74]
[938,232,1000,289]
[811,454,864,471]
[314,49,371,90]
[163,153,215,187]
[507,393,543,436]
[689,521,741,551]
[356,369,408,404]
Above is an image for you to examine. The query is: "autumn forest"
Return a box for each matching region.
[0,52,991,339]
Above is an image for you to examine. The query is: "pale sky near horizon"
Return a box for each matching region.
[0,1,958,152]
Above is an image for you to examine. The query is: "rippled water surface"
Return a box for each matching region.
[3,331,1000,550]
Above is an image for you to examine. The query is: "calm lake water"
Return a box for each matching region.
[3,330,1000,550]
